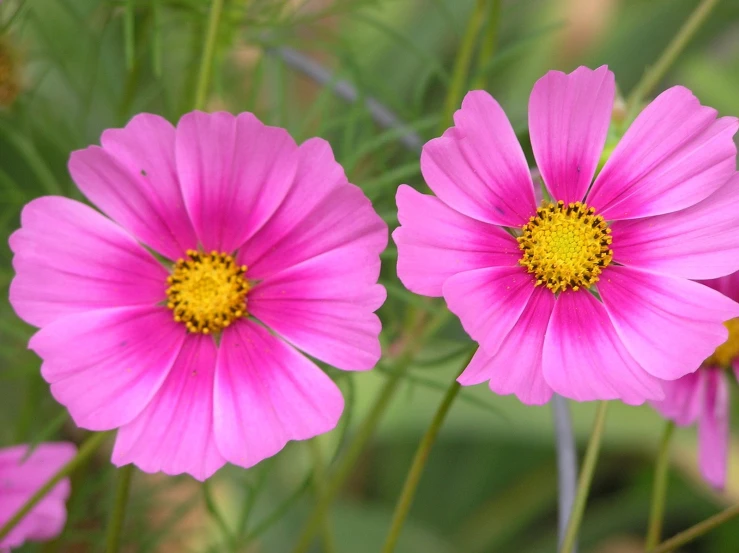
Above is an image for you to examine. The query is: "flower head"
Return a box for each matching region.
[9,111,387,480]
[394,66,739,405]
[651,271,739,489]
[0,443,76,551]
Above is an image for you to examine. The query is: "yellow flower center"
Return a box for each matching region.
[166,250,250,334]
[705,318,739,368]
[517,201,613,293]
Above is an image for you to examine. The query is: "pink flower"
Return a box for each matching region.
[0,442,76,551]
[9,112,387,480]
[651,271,739,489]
[394,66,739,405]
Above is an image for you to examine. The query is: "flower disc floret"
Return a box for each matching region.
[166,249,249,334]
[517,200,613,293]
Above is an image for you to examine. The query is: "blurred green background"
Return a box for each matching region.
[1,0,739,551]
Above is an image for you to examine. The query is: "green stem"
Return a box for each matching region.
[124,0,135,70]
[650,503,739,553]
[438,0,486,133]
[290,309,449,553]
[559,401,609,553]
[193,0,225,110]
[308,439,337,553]
[380,360,468,553]
[290,352,412,553]
[645,421,675,550]
[626,0,719,114]
[0,432,109,541]
[105,464,134,553]
[471,0,502,90]
[203,479,235,549]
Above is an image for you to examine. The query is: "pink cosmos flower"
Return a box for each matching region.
[394,66,739,405]
[0,442,76,551]
[9,111,387,480]
[651,271,739,489]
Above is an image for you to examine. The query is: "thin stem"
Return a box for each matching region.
[646,421,675,550]
[552,395,578,551]
[270,47,423,152]
[290,309,450,553]
[438,0,486,133]
[650,503,739,553]
[308,439,337,553]
[627,0,719,113]
[124,0,135,70]
[193,0,225,110]
[105,464,134,553]
[559,401,609,553]
[0,432,109,541]
[203,479,235,549]
[471,0,502,90]
[290,350,413,553]
[380,358,468,553]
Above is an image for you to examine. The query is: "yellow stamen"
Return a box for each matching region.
[166,249,249,334]
[517,201,613,293]
[705,318,739,368]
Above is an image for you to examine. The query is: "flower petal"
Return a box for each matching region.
[698,369,730,489]
[69,115,197,260]
[529,66,615,203]
[611,174,739,280]
[587,86,739,219]
[0,443,76,550]
[213,320,343,469]
[543,290,663,404]
[238,137,387,280]
[442,266,534,356]
[457,286,555,405]
[248,247,384,371]
[598,266,739,380]
[700,270,739,304]
[420,91,536,227]
[393,184,520,297]
[9,196,168,327]
[650,371,705,426]
[29,306,186,431]
[112,334,225,481]
[175,111,298,253]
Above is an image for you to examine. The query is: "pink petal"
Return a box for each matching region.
[700,270,739,304]
[9,196,168,327]
[420,91,536,227]
[442,266,534,356]
[587,86,739,220]
[175,111,298,253]
[69,115,197,260]
[213,320,344,469]
[457,287,555,405]
[112,334,225,481]
[248,247,384,371]
[611,174,739,279]
[393,184,520,297]
[29,306,186,431]
[0,443,76,549]
[598,266,739,380]
[238,137,387,280]
[543,290,663,404]
[529,66,615,203]
[698,369,730,489]
[650,371,705,426]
